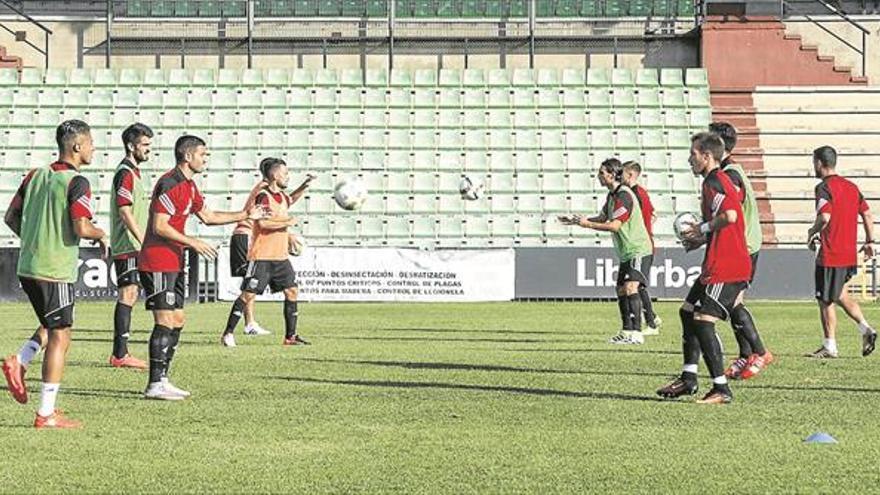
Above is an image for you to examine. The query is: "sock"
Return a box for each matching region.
[148,324,172,384]
[824,338,838,353]
[17,338,41,367]
[681,363,698,383]
[112,302,133,359]
[693,319,726,379]
[639,286,656,325]
[224,299,246,335]
[680,308,701,367]
[617,294,629,330]
[730,304,765,356]
[858,320,874,336]
[284,299,299,339]
[37,382,59,417]
[713,375,729,385]
[165,329,182,378]
[627,293,642,333]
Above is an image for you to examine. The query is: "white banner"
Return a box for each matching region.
[217,247,515,302]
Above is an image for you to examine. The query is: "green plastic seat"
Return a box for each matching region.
[660,68,684,86]
[586,68,610,86]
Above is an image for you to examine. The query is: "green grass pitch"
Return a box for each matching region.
[1,300,880,493]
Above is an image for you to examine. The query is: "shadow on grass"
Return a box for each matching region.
[297,357,670,378]
[63,387,143,399]
[320,335,578,344]
[378,327,582,336]
[744,384,880,394]
[498,347,683,356]
[268,376,665,402]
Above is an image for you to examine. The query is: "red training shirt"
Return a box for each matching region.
[815,175,870,267]
[138,167,204,273]
[631,184,655,251]
[700,168,751,284]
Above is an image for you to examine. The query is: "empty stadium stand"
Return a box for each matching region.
[114,0,696,18]
[0,67,709,248]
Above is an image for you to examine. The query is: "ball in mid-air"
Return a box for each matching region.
[673,212,700,241]
[333,177,368,211]
[458,175,482,201]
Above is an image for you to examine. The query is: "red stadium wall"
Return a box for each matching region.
[702,16,868,246]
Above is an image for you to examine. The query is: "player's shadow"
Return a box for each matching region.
[297,357,670,378]
[744,384,880,394]
[320,335,578,344]
[379,327,582,336]
[269,376,665,403]
[499,347,683,356]
[62,387,143,399]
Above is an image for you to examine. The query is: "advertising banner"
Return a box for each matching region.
[0,247,198,301]
[217,247,516,302]
[515,247,816,300]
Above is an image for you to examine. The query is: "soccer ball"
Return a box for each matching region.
[459,175,483,201]
[673,212,700,241]
[333,177,368,211]
[288,233,306,257]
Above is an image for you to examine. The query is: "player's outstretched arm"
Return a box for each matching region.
[117,205,145,245]
[73,217,109,258]
[195,204,266,226]
[153,212,217,259]
[287,173,317,206]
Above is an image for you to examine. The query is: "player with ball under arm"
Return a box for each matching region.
[656,132,754,405]
[559,158,654,345]
[221,157,312,348]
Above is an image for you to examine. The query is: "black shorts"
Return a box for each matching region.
[616,255,650,287]
[815,265,857,304]
[241,260,297,294]
[20,277,75,330]
[114,257,140,288]
[140,271,186,311]
[749,252,759,284]
[229,233,249,278]
[685,280,748,321]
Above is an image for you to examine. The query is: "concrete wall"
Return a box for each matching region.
[783,17,880,82]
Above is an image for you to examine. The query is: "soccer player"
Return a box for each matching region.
[806,145,876,358]
[108,123,154,370]
[222,158,311,347]
[228,179,271,338]
[139,135,265,400]
[709,122,773,380]
[1,120,108,428]
[656,132,751,404]
[226,170,314,343]
[559,158,653,345]
[621,161,661,333]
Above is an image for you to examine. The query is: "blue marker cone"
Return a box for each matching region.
[805,432,838,444]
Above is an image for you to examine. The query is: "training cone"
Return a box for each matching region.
[804,432,838,444]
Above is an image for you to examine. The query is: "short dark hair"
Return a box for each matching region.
[259,157,286,180]
[622,160,642,174]
[708,121,737,153]
[813,146,837,168]
[600,157,623,181]
[121,123,154,153]
[174,135,206,163]
[56,119,91,152]
[691,132,725,162]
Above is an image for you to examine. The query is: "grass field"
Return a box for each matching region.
[1,300,880,493]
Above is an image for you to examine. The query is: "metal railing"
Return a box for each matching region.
[783,0,870,77]
[0,0,51,69]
